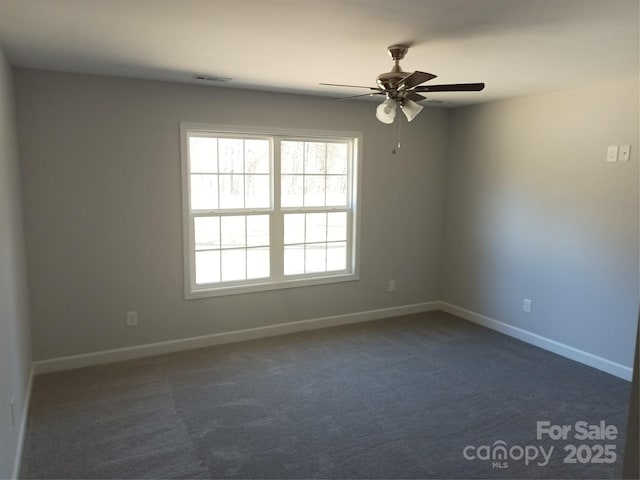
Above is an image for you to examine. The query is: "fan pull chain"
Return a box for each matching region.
[392,108,401,154]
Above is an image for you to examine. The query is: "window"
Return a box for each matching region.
[181,123,361,298]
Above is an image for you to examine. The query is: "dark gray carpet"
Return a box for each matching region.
[20,311,631,479]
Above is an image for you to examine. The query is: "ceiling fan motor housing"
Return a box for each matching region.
[376,44,410,96]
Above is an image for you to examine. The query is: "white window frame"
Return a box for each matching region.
[180,122,362,299]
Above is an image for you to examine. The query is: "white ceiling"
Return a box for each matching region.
[0,0,637,107]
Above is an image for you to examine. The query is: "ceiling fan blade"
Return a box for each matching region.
[401,71,437,89]
[334,92,385,102]
[320,82,380,91]
[405,91,426,102]
[413,82,485,93]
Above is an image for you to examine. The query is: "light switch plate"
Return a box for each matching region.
[619,145,631,162]
[607,145,619,162]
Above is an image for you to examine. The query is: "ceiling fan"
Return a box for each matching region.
[321,44,485,124]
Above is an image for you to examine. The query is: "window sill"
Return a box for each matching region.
[186,272,360,299]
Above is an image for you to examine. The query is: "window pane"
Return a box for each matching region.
[189,137,217,173]
[327,212,347,241]
[304,175,325,207]
[247,215,269,247]
[284,245,304,275]
[245,174,270,208]
[245,139,270,173]
[185,128,357,293]
[284,214,305,244]
[326,143,347,174]
[221,249,246,281]
[326,176,347,206]
[281,141,303,174]
[304,142,326,174]
[218,138,243,173]
[190,175,218,210]
[194,217,220,250]
[305,243,326,273]
[247,247,270,279]
[281,175,303,207]
[306,213,327,243]
[195,250,220,284]
[219,174,245,209]
[327,242,347,271]
[221,216,246,248]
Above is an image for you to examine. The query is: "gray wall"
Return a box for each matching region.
[443,77,639,366]
[13,67,639,372]
[0,49,32,477]
[15,69,449,361]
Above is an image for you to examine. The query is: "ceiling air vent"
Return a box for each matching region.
[193,74,232,82]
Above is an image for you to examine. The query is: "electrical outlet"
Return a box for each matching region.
[387,280,396,292]
[126,311,138,327]
[606,145,619,162]
[523,299,532,313]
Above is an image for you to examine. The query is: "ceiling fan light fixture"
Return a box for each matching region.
[401,99,423,122]
[376,98,397,124]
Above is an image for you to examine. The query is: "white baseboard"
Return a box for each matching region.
[12,363,34,479]
[31,300,633,381]
[19,299,632,476]
[33,302,439,374]
[438,302,633,381]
